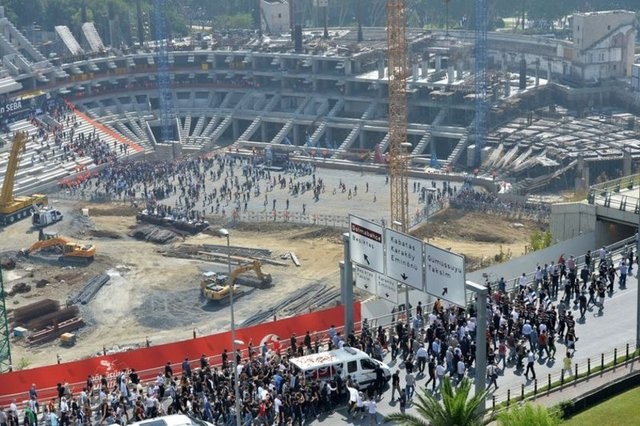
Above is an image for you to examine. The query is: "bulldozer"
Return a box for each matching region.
[20,232,96,263]
[201,260,272,302]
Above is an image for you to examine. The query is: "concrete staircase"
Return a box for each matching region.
[333,126,361,157]
[376,133,390,153]
[307,122,327,147]
[212,116,233,141]
[271,119,294,145]
[263,94,281,112]
[237,116,262,142]
[115,121,142,145]
[412,128,432,156]
[181,115,192,143]
[191,116,205,138]
[445,132,469,166]
[201,115,220,137]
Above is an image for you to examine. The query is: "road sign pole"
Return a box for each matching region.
[466,280,488,414]
[342,233,354,337]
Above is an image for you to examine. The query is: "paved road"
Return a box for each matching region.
[316,272,638,423]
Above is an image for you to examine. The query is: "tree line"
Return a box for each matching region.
[1,0,637,47]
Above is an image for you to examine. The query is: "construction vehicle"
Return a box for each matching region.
[20,233,96,263]
[201,261,272,302]
[31,205,64,228]
[0,132,48,226]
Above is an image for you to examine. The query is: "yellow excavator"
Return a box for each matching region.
[201,260,272,302]
[0,132,48,225]
[20,232,97,263]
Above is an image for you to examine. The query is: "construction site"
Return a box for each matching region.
[0,0,637,373]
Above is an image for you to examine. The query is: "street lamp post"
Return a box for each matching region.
[218,228,241,426]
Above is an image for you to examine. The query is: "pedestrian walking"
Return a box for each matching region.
[524,350,536,380]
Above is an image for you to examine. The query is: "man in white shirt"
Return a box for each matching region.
[274,395,282,423]
[435,361,446,391]
[416,345,428,374]
[519,273,528,291]
[367,398,379,425]
[456,359,466,383]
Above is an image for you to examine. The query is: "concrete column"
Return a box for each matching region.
[624,150,632,176]
[466,280,488,411]
[456,60,463,80]
[232,119,239,140]
[340,234,354,337]
[345,81,352,96]
[293,124,300,146]
[312,59,319,74]
[378,60,385,79]
[312,79,318,92]
[421,57,429,78]
[547,60,553,83]
[519,57,527,90]
[535,61,540,87]
[344,60,352,76]
[412,63,419,81]
[261,122,267,143]
[447,66,454,84]
[435,55,442,71]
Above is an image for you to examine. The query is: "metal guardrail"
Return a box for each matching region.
[487,340,638,414]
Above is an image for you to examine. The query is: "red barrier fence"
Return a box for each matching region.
[0,304,360,406]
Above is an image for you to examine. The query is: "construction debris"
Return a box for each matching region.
[24,306,79,330]
[202,244,272,258]
[68,273,110,305]
[1,257,16,270]
[11,299,60,324]
[290,252,301,267]
[28,317,85,345]
[128,225,181,244]
[8,282,31,296]
[240,283,340,327]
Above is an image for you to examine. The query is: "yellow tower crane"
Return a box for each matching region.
[387,0,411,325]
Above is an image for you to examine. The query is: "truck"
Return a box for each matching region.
[289,346,391,390]
[32,205,64,228]
[0,132,48,225]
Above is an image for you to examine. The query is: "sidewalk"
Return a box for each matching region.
[486,358,639,424]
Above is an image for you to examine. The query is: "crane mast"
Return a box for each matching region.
[0,132,27,205]
[153,0,175,143]
[387,0,409,233]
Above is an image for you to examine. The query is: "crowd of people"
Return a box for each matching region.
[1,237,631,425]
[451,189,551,219]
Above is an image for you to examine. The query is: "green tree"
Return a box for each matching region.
[529,230,552,251]
[497,402,562,426]
[385,377,487,426]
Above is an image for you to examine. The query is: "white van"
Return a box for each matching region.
[115,415,214,426]
[290,346,391,389]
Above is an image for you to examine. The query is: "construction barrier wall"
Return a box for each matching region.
[0,303,360,405]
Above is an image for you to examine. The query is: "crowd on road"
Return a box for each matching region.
[451,189,551,219]
[1,238,633,426]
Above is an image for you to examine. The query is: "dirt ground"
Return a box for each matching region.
[1,201,541,369]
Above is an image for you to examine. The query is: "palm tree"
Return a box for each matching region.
[496,402,562,426]
[385,377,487,426]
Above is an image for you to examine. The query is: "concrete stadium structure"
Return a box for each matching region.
[0,6,638,197]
